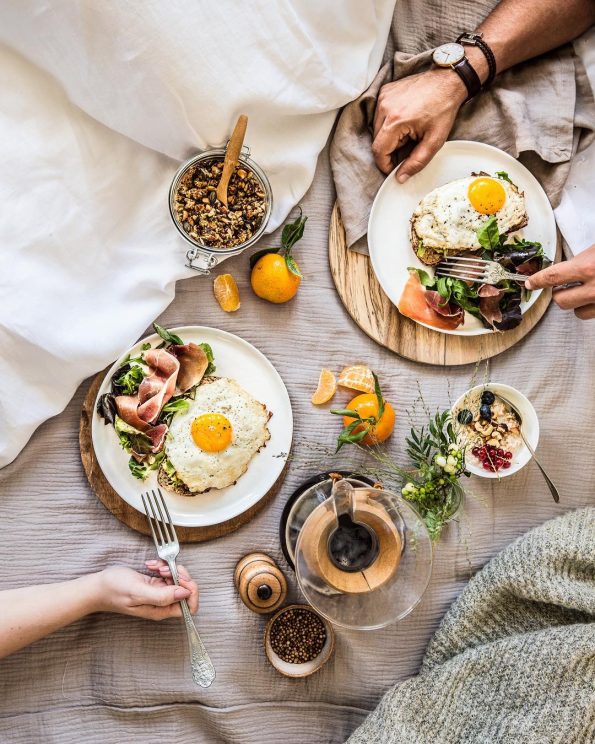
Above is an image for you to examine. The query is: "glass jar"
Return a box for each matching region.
[169,146,273,274]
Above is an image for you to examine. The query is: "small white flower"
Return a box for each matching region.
[448,443,458,452]
[446,455,457,466]
[443,464,456,474]
[404,482,415,493]
[435,455,447,468]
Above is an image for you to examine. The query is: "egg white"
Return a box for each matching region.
[165,377,271,492]
[411,175,527,253]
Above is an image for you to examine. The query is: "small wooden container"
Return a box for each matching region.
[234,553,288,614]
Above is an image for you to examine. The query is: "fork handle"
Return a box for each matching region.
[168,561,216,688]
[518,431,560,503]
[503,271,534,283]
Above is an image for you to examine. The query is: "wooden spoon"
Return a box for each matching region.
[216,114,248,207]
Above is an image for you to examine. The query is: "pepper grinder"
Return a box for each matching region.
[234,553,288,614]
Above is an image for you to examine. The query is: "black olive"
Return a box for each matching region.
[479,404,492,421]
[481,390,496,405]
[457,409,473,425]
[96,393,117,425]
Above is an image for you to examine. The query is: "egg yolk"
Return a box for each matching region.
[468,177,506,214]
[191,413,233,452]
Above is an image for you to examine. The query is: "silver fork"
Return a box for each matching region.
[436,256,530,285]
[495,394,560,504]
[141,488,216,688]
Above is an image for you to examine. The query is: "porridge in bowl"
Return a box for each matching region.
[456,388,523,473]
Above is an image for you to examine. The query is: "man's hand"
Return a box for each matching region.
[525,244,595,320]
[372,69,467,181]
[91,561,199,621]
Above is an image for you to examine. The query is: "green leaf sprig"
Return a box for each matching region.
[331,372,385,452]
[249,208,308,277]
[153,323,183,346]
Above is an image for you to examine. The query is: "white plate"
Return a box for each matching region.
[92,326,293,527]
[452,382,539,479]
[368,141,557,336]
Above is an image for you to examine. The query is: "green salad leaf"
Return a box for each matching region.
[199,342,216,375]
[113,363,146,396]
[477,215,501,252]
[408,267,435,288]
[153,323,183,346]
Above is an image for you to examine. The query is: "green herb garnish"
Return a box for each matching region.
[495,170,512,183]
[199,342,216,375]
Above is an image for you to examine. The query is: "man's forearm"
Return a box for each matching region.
[466,0,595,83]
[0,575,99,659]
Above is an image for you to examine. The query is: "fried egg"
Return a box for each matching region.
[165,377,271,492]
[411,174,527,255]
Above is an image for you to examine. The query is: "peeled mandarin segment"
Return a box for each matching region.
[213,273,241,312]
[337,365,375,394]
[311,368,337,405]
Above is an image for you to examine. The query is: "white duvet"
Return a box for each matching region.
[0,0,394,467]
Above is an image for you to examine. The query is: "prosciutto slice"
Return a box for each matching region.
[425,291,464,328]
[115,395,169,454]
[137,348,179,423]
[397,273,464,331]
[169,343,209,392]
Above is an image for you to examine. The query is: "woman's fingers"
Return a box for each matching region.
[144,562,198,614]
[525,261,583,290]
[575,303,595,320]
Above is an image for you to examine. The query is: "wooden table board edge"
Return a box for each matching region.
[80,371,288,543]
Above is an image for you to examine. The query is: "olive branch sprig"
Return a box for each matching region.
[330,373,385,452]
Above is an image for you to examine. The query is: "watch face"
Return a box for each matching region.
[433,43,465,67]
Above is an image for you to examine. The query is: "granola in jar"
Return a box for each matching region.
[173,158,267,249]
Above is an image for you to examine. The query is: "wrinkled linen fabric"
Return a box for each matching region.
[348,507,595,744]
[0,0,395,468]
[330,0,595,254]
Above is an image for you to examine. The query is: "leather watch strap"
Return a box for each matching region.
[457,32,497,88]
[451,58,482,102]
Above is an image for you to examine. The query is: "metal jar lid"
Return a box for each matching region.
[168,146,273,275]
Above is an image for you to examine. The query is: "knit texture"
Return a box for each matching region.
[347,508,595,744]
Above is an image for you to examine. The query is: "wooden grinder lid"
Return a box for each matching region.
[234,553,288,614]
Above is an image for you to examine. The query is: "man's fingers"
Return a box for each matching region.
[396,133,443,183]
[525,261,582,290]
[372,122,411,174]
[552,284,592,311]
[575,303,595,320]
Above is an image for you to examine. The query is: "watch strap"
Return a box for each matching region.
[457,32,497,88]
[452,58,482,102]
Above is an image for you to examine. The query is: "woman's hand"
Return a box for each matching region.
[372,69,468,181]
[91,560,199,621]
[525,244,595,320]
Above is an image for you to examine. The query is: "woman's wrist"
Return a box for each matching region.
[75,572,107,615]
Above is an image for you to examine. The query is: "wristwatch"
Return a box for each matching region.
[432,42,481,102]
[457,32,497,88]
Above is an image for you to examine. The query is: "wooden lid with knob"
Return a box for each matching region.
[234,553,288,614]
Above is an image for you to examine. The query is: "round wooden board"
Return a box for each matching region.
[329,203,560,366]
[80,372,287,543]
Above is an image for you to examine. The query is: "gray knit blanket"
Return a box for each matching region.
[348,508,595,744]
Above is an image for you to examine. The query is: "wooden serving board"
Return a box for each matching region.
[80,372,287,543]
[329,203,559,366]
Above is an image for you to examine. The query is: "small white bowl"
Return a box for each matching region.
[452,383,539,479]
[264,604,335,678]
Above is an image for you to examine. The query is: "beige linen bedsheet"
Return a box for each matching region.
[0,150,594,744]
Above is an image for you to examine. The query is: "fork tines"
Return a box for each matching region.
[436,256,487,282]
[141,488,178,549]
